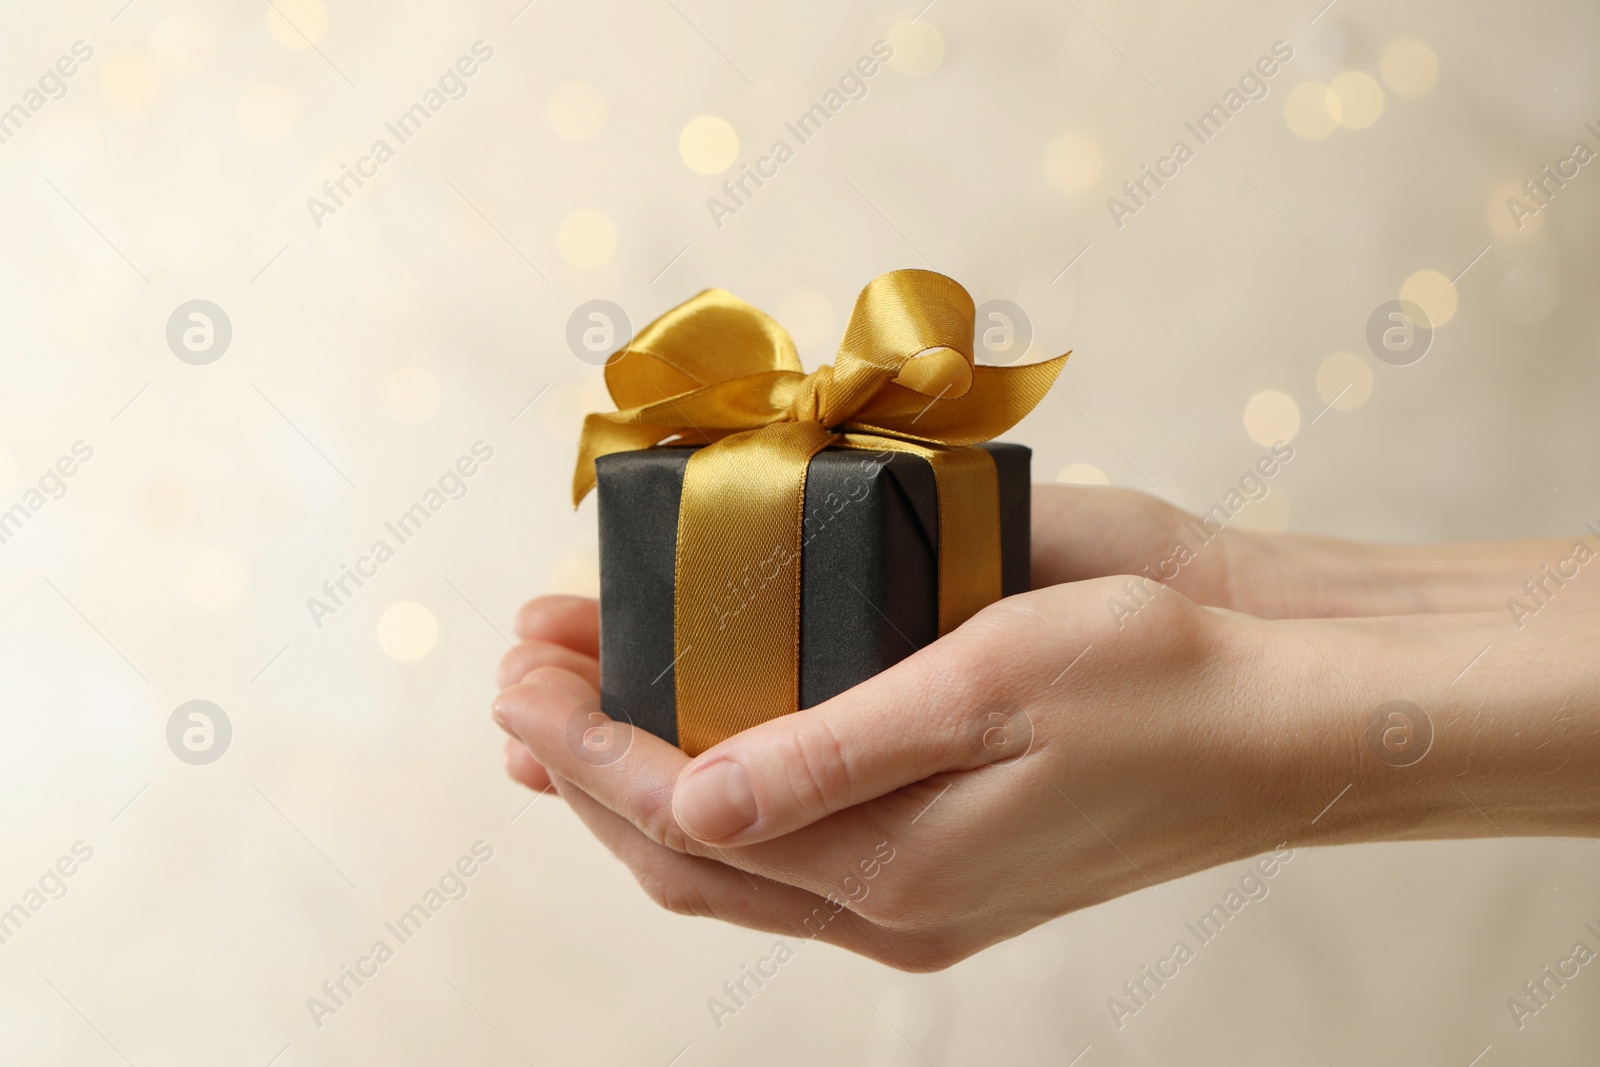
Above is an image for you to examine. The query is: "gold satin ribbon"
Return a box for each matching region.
[573,269,1067,754]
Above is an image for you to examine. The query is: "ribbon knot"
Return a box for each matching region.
[784,366,831,427]
[574,269,1067,754]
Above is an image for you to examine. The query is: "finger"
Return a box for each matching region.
[504,737,553,794]
[493,669,695,854]
[669,618,1023,846]
[494,671,903,901]
[496,637,600,691]
[552,774,894,958]
[491,663,599,748]
[513,595,599,657]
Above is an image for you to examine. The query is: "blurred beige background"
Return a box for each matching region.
[2,0,1598,1063]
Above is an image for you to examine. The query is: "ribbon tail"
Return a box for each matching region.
[573,416,680,505]
[844,354,1070,444]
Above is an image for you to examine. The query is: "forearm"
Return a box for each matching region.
[1030,483,1600,620]
[1232,531,1600,618]
[1256,604,1600,846]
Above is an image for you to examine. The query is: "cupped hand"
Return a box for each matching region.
[1032,483,1310,616]
[493,594,603,795]
[494,583,1326,970]
[1031,483,1241,603]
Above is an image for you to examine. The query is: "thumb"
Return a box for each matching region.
[668,653,1029,846]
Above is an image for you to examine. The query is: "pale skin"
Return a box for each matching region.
[491,484,1600,971]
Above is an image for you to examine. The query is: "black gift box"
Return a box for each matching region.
[596,443,1031,747]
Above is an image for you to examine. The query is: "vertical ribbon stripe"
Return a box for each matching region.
[673,421,836,756]
[839,435,1001,636]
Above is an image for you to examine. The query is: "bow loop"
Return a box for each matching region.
[602,287,803,410]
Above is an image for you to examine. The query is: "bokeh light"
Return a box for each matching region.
[1380,38,1439,97]
[1401,269,1459,327]
[1284,83,1338,140]
[1044,133,1104,192]
[548,555,601,597]
[267,0,329,48]
[887,21,944,77]
[377,601,438,661]
[678,115,739,174]
[1487,179,1546,241]
[1329,71,1384,129]
[1056,463,1109,485]
[99,52,162,112]
[1243,390,1301,445]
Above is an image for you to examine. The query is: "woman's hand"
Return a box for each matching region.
[494,594,602,796]
[495,488,1600,970]
[1033,483,1600,618]
[493,581,1342,969]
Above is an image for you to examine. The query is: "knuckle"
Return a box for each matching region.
[942,600,1031,684]
[497,643,533,684]
[637,872,712,917]
[920,628,1010,739]
[1089,573,1207,645]
[638,785,702,856]
[779,716,855,821]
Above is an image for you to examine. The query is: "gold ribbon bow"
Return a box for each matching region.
[574,269,1066,754]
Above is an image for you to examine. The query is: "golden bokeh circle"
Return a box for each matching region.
[1243,390,1301,446]
[1400,269,1458,327]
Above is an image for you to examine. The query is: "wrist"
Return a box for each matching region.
[1212,531,1431,617]
[1226,532,1600,618]
[1257,610,1600,847]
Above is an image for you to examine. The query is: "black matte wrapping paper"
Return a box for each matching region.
[595,443,1031,747]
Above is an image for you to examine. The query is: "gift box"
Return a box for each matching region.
[571,269,1066,754]
[596,442,1032,749]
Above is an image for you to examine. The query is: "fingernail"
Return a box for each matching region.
[674,760,758,841]
[491,700,521,734]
